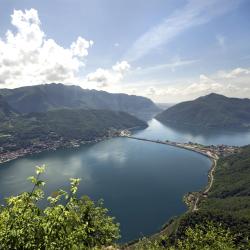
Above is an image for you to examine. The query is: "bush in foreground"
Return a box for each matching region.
[133,222,248,250]
[0,166,120,249]
[0,166,248,249]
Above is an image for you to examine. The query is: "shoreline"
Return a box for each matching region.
[123,136,220,248]
[0,126,144,165]
[0,136,112,165]
[126,136,220,212]
[1,131,228,248]
[183,155,218,212]
[125,136,219,211]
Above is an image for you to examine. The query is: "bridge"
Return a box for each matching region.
[124,136,218,160]
[123,135,218,212]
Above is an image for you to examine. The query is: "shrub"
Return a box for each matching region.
[0,165,120,249]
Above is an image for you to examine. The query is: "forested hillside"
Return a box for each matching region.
[0,83,160,120]
[0,95,18,121]
[129,146,250,249]
[156,93,250,129]
[0,109,147,154]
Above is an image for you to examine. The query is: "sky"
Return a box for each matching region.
[0,0,250,103]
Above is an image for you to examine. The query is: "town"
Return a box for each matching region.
[0,128,240,165]
[0,128,129,164]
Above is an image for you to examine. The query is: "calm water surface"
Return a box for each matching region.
[0,119,249,242]
[135,119,250,146]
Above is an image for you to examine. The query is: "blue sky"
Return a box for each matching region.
[0,0,250,102]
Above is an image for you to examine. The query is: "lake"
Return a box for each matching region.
[0,119,249,242]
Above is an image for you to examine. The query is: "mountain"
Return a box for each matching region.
[155,93,250,129]
[0,83,160,120]
[0,95,18,121]
[0,109,147,152]
[20,109,147,139]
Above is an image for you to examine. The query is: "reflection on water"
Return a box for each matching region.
[0,136,211,242]
[135,119,250,146]
[0,119,248,242]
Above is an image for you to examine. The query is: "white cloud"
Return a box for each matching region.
[71,37,94,57]
[134,57,198,75]
[85,61,130,88]
[0,9,93,87]
[124,0,241,62]
[112,61,130,73]
[218,67,250,78]
[86,68,117,87]
[139,67,250,102]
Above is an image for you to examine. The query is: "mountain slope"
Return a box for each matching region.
[20,109,147,139]
[155,93,250,129]
[0,95,18,121]
[0,83,160,120]
[0,108,147,152]
[174,145,250,247]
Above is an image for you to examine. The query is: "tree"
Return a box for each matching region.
[133,223,240,250]
[0,165,120,249]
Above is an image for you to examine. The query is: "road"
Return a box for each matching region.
[124,136,218,211]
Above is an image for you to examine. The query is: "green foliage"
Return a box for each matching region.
[132,145,250,249]
[0,95,18,121]
[175,223,237,250]
[208,146,250,200]
[0,166,120,249]
[156,93,250,129]
[0,83,159,118]
[133,223,239,250]
[172,146,250,249]
[0,108,147,152]
[175,211,250,246]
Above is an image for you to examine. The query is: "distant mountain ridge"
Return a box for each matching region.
[155,93,250,129]
[0,83,160,120]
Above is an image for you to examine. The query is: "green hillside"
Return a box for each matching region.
[171,145,250,247]
[155,93,250,129]
[0,95,18,121]
[0,108,147,152]
[129,146,250,249]
[0,83,160,120]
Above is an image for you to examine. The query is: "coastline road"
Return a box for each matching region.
[123,136,219,212]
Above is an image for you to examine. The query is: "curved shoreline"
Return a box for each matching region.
[2,132,218,247]
[0,127,145,165]
[125,136,219,211]
[123,136,218,248]
[185,156,217,212]
[0,137,108,165]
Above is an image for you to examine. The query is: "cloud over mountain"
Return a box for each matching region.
[0,9,93,87]
[86,61,130,87]
[143,67,250,102]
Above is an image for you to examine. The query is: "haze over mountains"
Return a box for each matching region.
[0,83,160,121]
[156,93,250,129]
[2,83,250,131]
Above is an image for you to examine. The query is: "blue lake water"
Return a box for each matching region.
[0,119,249,242]
[135,119,250,146]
